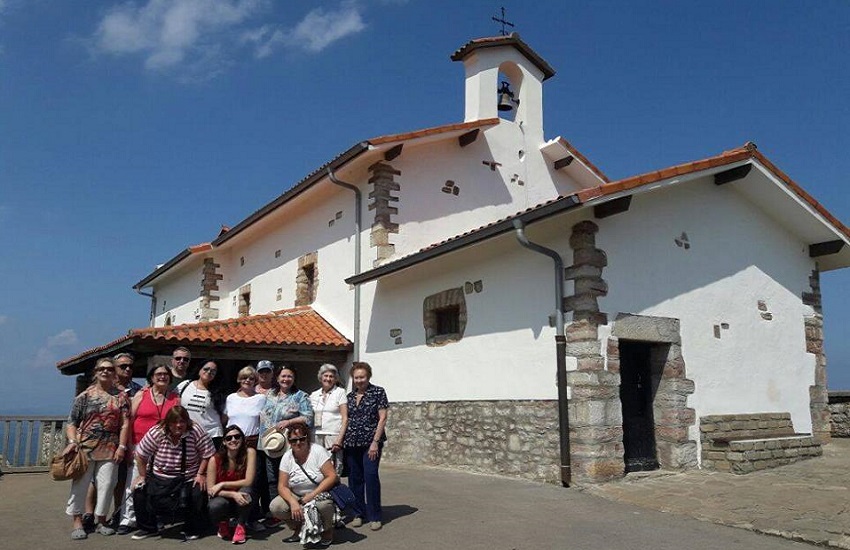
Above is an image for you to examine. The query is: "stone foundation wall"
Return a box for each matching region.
[382,400,561,484]
[699,413,821,472]
[828,392,850,437]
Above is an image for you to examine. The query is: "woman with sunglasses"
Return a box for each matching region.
[117,364,180,535]
[270,423,337,548]
[207,425,257,544]
[64,357,131,540]
[226,366,269,529]
[258,366,313,519]
[178,360,227,448]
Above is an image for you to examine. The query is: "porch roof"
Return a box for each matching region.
[56,307,352,375]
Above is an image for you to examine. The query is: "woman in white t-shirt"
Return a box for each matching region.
[309,364,348,473]
[225,366,266,448]
[177,361,227,447]
[269,423,337,547]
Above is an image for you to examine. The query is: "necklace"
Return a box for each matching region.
[150,388,167,420]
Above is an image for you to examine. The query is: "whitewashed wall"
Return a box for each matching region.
[387,124,581,260]
[153,263,203,326]
[148,125,582,328]
[596,177,817,437]
[359,215,575,401]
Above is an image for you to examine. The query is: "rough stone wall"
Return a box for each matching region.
[238,284,251,317]
[368,162,400,267]
[199,257,222,322]
[295,252,318,307]
[828,393,850,437]
[700,413,821,472]
[564,220,624,482]
[382,400,561,484]
[803,269,830,444]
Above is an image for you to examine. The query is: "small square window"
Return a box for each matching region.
[423,288,466,346]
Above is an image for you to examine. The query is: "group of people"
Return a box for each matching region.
[62,347,389,547]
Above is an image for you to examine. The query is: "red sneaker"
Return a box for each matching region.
[232,524,247,545]
[217,521,233,540]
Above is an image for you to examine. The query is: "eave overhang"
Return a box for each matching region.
[133,119,501,291]
[347,143,850,285]
[57,307,352,375]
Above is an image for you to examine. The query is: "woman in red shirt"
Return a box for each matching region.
[207,425,257,544]
[116,364,180,535]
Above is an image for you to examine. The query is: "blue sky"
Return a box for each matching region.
[1,1,848,414]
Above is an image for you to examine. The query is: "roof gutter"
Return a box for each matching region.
[213,142,371,248]
[328,167,362,362]
[346,194,583,286]
[132,142,372,291]
[512,219,571,487]
[135,288,156,327]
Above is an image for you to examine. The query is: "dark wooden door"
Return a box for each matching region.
[619,340,659,472]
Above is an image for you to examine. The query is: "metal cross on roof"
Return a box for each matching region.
[491,7,514,36]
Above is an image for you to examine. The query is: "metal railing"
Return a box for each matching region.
[0,416,67,473]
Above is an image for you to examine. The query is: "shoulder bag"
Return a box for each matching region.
[296,458,359,514]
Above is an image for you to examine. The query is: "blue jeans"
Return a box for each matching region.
[345,444,382,522]
[265,453,282,507]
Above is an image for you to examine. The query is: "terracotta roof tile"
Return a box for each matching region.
[349,142,849,285]
[56,307,351,370]
[368,119,500,146]
[450,33,556,81]
[557,137,610,183]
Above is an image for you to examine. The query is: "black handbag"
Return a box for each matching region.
[135,438,192,530]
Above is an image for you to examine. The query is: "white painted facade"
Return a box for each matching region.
[136,35,847,471]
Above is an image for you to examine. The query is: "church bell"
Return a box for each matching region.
[497,81,518,112]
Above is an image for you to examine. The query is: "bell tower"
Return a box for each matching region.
[451,33,556,143]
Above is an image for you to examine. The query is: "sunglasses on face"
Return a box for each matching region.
[95,367,114,373]
[224,434,243,442]
[117,364,133,370]
[202,367,217,374]
[173,356,190,362]
[288,436,308,444]
[239,376,256,382]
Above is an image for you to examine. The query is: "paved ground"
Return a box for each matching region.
[584,438,850,549]
[0,460,818,550]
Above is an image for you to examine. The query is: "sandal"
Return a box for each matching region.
[282,534,301,543]
[71,528,88,540]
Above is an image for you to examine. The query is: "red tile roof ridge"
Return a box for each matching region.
[385,142,849,272]
[367,119,500,146]
[556,137,610,183]
[450,33,556,80]
[132,306,315,335]
[188,243,212,254]
[57,307,350,370]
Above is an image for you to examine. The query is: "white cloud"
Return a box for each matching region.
[47,329,79,348]
[243,3,367,59]
[31,329,79,370]
[90,0,367,80]
[92,0,268,75]
[287,3,365,53]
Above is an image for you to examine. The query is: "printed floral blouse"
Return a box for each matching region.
[258,388,313,451]
[68,386,130,461]
[343,384,388,448]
